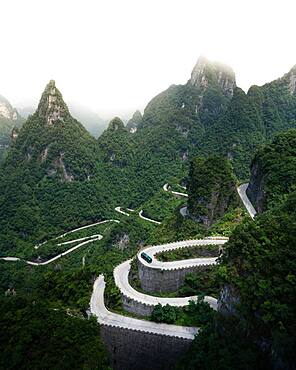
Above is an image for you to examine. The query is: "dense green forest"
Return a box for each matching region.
[178,133,296,370]
[0,57,296,369]
[178,188,296,370]
[0,297,110,370]
[1,58,296,254]
[187,156,239,226]
[247,129,296,212]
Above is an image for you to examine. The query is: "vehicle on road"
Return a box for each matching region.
[141,252,152,263]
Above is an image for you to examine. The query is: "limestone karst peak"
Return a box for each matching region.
[36,80,70,125]
[286,64,296,95]
[190,56,236,97]
[0,94,19,121]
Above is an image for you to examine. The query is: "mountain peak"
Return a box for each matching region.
[286,64,296,95]
[108,117,125,131]
[126,110,142,132]
[190,56,236,97]
[0,94,19,121]
[36,80,70,125]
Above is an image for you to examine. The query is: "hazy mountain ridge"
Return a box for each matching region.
[129,57,296,179]
[0,94,25,161]
[18,103,108,138]
[1,56,296,253]
[96,56,296,217]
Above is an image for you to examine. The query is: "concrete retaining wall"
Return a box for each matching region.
[138,261,212,293]
[100,324,193,370]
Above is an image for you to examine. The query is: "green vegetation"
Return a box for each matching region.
[151,298,214,327]
[156,244,219,261]
[2,61,296,255]
[0,81,109,255]
[200,75,296,179]
[218,191,296,367]
[3,221,116,261]
[247,129,296,212]
[209,207,247,236]
[180,190,296,369]
[129,261,221,301]
[0,296,110,370]
[179,133,296,369]
[126,110,142,131]
[187,156,239,227]
[0,215,148,367]
[178,267,220,298]
[148,209,206,244]
[176,317,268,370]
[141,189,184,222]
[0,60,296,369]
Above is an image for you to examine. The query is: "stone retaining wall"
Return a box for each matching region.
[138,261,212,292]
[100,324,193,370]
[121,293,154,316]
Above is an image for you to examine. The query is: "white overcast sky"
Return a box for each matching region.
[1,0,296,119]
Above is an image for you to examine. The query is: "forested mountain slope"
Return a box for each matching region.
[1,57,296,256]
[0,81,109,254]
[0,61,295,369]
[218,189,296,369]
[246,129,296,213]
[202,66,296,178]
[179,131,296,370]
[187,156,239,227]
[105,56,296,181]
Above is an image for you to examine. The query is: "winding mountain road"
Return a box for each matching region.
[139,210,161,225]
[114,238,228,311]
[1,236,103,266]
[163,183,188,197]
[90,182,255,339]
[115,206,161,224]
[90,275,199,339]
[1,182,255,341]
[137,238,225,271]
[0,220,119,266]
[180,206,188,217]
[115,207,130,216]
[90,238,227,338]
[237,183,257,219]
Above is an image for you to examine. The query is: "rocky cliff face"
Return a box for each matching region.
[0,80,102,252]
[36,80,70,126]
[281,65,296,95]
[218,284,240,316]
[246,158,267,214]
[0,94,24,161]
[190,56,236,97]
[5,80,97,182]
[0,95,19,121]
